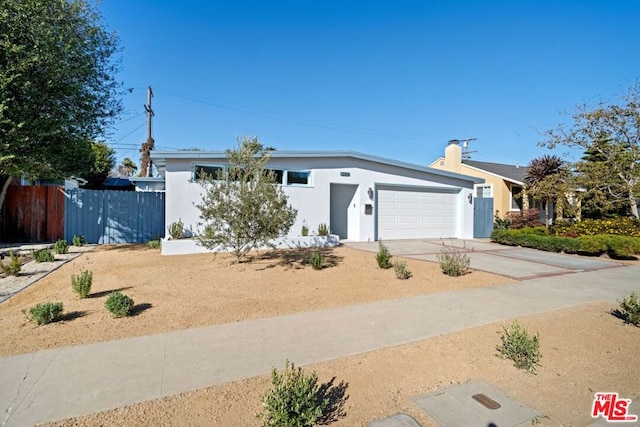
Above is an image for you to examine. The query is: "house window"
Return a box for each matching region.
[194,164,224,181]
[510,185,523,210]
[266,169,284,184]
[286,171,311,185]
[474,184,493,198]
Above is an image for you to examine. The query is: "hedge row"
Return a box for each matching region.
[491,228,640,258]
[551,217,640,238]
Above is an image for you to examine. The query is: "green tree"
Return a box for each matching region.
[0,0,122,208]
[524,154,569,224]
[540,84,640,218]
[196,137,297,262]
[82,142,115,188]
[117,157,138,177]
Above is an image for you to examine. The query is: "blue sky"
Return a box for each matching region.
[100,0,640,171]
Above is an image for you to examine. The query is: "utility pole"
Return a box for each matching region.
[460,137,477,160]
[139,86,155,177]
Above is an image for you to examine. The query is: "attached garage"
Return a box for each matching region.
[376,185,460,240]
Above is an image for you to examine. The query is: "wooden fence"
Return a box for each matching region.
[0,185,65,243]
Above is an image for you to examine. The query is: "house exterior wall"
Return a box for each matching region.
[163,156,476,241]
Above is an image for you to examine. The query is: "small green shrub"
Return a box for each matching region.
[618,291,640,326]
[393,261,411,279]
[497,320,541,374]
[105,291,134,318]
[258,360,328,427]
[146,239,161,249]
[605,235,640,258]
[53,239,69,254]
[32,249,55,263]
[71,270,93,298]
[0,251,23,276]
[26,302,64,325]
[437,241,470,276]
[72,234,85,246]
[309,251,324,270]
[317,223,329,237]
[376,241,393,269]
[301,222,309,237]
[167,218,184,239]
[577,235,608,255]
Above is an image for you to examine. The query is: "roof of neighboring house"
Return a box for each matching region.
[462,160,528,184]
[151,150,485,184]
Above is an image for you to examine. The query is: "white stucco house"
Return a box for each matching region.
[150,150,484,253]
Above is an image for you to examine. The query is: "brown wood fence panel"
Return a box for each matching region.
[0,185,65,243]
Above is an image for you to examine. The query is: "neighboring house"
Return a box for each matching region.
[150,150,484,245]
[129,176,166,192]
[429,140,534,217]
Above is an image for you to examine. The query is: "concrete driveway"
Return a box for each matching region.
[345,239,623,280]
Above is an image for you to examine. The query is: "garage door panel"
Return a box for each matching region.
[377,187,458,240]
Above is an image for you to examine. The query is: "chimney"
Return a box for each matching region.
[444,139,462,172]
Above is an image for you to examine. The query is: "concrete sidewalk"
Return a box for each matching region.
[1,265,638,426]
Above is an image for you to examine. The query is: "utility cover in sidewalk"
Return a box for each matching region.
[413,380,539,426]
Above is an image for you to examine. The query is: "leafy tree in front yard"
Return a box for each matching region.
[196,137,297,262]
[81,142,116,188]
[524,154,570,224]
[0,0,123,210]
[539,83,640,218]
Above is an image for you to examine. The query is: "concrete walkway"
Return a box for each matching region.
[1,260,638,426]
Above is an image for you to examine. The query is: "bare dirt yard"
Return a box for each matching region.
[3,245,638,426]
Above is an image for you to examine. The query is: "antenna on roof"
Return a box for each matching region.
[460,138,477,160]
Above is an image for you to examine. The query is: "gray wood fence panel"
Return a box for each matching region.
[473,197,494,238]
[64,189,164,244]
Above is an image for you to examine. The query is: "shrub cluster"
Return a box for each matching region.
[437,241,470,276]
[552,217,640,238]
[167,218,184,239]
[146,239,161,249]
[32,249,55,263]
[497,320,541,374]
[376,241,393,269]
[72,235,85,246]
[309,251,324,270]
[301,223,309,237]
[317,223,329,237]
[495,209,545,230]
[105,291,134,317]
[71,270,93,298]
[0,251,23,276]
[393,261,411,279]
[53,239,69,254]
[618,291,640,326]
[258,360,328,427]
[491,228,640,257]
[26,302,64,325]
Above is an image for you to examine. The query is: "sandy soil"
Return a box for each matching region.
[44,302,640,427]
[0,245,512,357]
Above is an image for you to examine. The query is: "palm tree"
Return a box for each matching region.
[117,158,138,177]
[524,155,565,225]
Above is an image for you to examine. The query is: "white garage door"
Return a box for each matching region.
[377,186,459,239]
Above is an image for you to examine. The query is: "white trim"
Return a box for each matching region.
[509,183,523,211]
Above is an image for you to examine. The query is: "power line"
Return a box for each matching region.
[111,121,147,144]
[154,87,439,142]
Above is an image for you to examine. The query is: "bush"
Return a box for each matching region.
[503,209,545,229]
[301,223,309,237]
[552,217,640,238]
[146,239,161,249]
[618,291,640,326]
[258,360,328,427]
[53,239,69,254]
[71,270,93,298]
[497,320,541,374]
[105,291,134,318]
[317,223,329,236]
[32,249,55,263]
[576,235,608,255]
[0,251,23,276]
[167,218,184,239]
[376,241,393,269]
[437,241,470,276]
[393,261,411,279]
[309,251,324,270]
[72,234,85,246]
[26,302,64,325]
